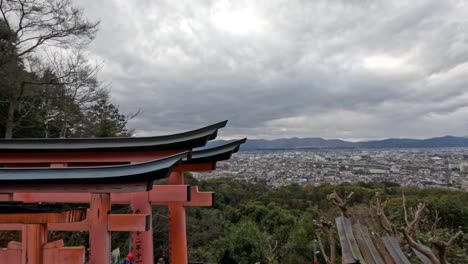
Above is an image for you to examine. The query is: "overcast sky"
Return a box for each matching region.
[74,0,468,140]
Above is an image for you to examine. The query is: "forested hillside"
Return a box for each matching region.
[169,176,467,264]
[1,175,466,263]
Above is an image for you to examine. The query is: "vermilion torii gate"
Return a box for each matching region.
[0,121,246,264]
[0,152,189,264]
[1,139,246,263]
[0,203,88,264]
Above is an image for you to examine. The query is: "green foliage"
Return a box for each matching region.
[416,188,468,231]
[184,179,468,263]
[210,220,267,264]
[282,213,316,264]
[82,96,129,137]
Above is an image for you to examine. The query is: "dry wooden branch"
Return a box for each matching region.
[431,211,441,234]
[402,193,426,238]
[371,192,397,236]
[400,193,465,264]
[402,226,440,264]
[262,239,278,263]
[431,229,464,264]
[327,191,353,218]
[370,193,462,264]
[313,217,336,264]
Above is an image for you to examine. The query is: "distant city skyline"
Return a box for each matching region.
[196,148,468,190]
[209,134,468,142]
[75,0,468,140]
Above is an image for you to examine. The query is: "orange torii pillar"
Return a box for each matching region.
[128,162,215,264]
[131,192,152,264]
[21,163,66,264]
[3,163,109,264]
[5,191,106,264]
[21,224,47,264]
[2,185,192,264]
[168,170,187,264]
[89,193,111,264]
[0,207,87,264]
[2,184,212,264]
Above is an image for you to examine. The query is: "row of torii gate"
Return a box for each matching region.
[0,121,245,264]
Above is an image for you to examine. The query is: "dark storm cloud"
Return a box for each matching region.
[74,0,468,140]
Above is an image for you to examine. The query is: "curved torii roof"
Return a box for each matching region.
[184,138,246,169]
[0,121,227,152]
[0,139,247,186]
[0,152,188,185]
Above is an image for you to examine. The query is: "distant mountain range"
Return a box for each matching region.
[210,135,468,150]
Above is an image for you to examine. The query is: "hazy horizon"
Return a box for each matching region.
[210,134,468,142]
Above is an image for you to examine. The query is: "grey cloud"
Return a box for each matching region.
[74,0,468,139]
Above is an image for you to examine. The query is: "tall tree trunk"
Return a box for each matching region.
[5,101,16,139]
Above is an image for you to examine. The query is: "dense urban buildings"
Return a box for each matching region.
[195,148,468,190]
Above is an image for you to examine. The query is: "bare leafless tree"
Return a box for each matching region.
[327,191,354,218]
[42,50,107,137]
[370,192,397,236]
[430,229,463,264]
[370,192,464,264]
[402,194,426,238]
[0,0,98,65]
[313,217,336,264]
[0,0,98,138]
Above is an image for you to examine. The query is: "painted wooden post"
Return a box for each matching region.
[131,191,153,264]
[89,193,111,264]
[22,224,47,264]
[168,171,188,264]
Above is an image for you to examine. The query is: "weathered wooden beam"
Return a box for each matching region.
[382,235,411,264]
[335,216,362,264]
[352,223,385,264]
[371,236,395,264]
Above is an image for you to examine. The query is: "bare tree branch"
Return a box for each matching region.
[431,229,464,264]
[313,217,336,264]
[401,227,440,264]
[402,193,426,238]
[0,0,99,66]
[1,0,99,138]
[371,192,397,236]
[327,191,354,218]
